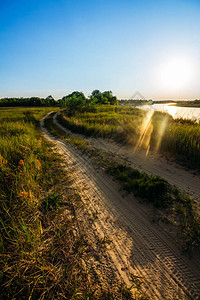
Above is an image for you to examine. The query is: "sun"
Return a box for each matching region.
[158,54,195,91]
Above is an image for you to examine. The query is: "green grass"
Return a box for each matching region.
[0,108,144,299]
[58,106,145,145]
[0,107,64,298]
[58,105,200,170]
[40,192,62,212]
[106,164,170,208]
[45,112,200,254]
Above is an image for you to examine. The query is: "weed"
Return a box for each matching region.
[40,192,62,212]
[107,164,170,208]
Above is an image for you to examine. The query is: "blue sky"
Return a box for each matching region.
[0,0,200,100]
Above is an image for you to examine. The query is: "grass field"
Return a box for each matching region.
[58,106,200,169]
[1,106,199,298]
[0,107,144,299]
[0,107,67,298]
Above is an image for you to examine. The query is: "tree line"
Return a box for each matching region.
[0,95,57,107]
[0,90,118,108]
[118,99,153,106]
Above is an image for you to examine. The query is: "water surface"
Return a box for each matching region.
[137,103,200,122]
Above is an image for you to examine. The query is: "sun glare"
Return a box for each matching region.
[158,55,195,91]
[165,103,177,118]
[134,110,154,155]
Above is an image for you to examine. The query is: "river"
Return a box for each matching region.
[137,103,200,122]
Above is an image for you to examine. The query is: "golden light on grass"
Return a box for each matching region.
[154,115,168,152]
[134,110,154,155]
[134,110,169,154]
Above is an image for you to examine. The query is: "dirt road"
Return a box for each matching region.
[41,114,200,299]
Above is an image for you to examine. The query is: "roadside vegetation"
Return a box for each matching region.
[44,113,200,254]
[160,118,200,168]
[0,107,144,299]
[106,163,200,253]
[58,101,200,170]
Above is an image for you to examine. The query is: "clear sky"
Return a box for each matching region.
[0,0,200,100]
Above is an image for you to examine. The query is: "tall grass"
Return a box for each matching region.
[0,108,141,299]
[58,106,200,169]
[58,106,146,145]
[0,107,61,298]
[160,119,200,168]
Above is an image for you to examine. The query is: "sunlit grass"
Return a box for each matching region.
[0,107,62,298]
[59,105,200,169]
[160,119,200,168]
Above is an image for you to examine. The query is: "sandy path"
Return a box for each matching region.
[41,114,200,299]
[54,113,200,202]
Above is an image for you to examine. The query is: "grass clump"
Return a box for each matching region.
[40,192,62,212]
[107,164,170,208]
[174,190,200,253]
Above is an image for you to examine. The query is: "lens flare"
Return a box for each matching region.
[134,110,154,155]
[154,116,168,152]
[134,110,169,155]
